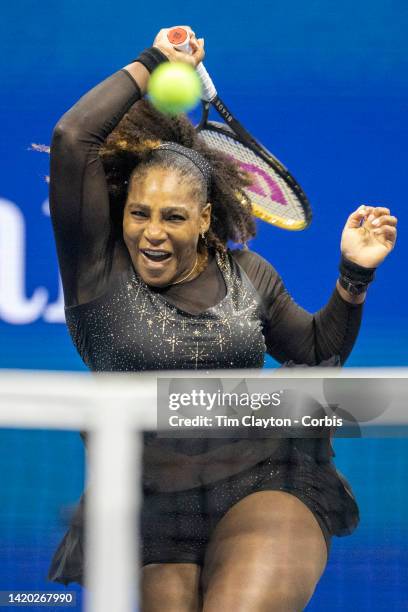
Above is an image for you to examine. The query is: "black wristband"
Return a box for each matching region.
[338,256,376,295]
[132,47,168,73]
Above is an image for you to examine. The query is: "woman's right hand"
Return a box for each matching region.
[153,26,205,67]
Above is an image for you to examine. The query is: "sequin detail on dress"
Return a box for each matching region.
[65,251,266,372]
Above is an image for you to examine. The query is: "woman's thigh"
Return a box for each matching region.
[142,563,201,612]
[201,490,328,612]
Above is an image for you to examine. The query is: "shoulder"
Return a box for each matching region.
[230,247,272,268]
[229,248,281,293]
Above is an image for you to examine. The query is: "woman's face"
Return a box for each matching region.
[123,166,211,287]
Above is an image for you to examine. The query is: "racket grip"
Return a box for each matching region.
[195,63,217,103]
[167,29,217,102]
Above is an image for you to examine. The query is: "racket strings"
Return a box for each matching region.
[198,129,307,227]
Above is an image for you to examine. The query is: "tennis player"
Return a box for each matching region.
[48,26,397,611]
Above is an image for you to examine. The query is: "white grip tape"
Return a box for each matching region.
[170,34,217,102]
[195,63,217,102]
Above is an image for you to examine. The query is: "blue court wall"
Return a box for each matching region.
[0,0,407,369]
[1,4,408,611]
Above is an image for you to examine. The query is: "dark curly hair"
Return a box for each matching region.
[99,100,256,251]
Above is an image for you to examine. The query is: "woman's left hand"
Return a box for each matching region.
[340,205,398,268]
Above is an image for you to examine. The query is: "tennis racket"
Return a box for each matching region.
[167,27,312,230]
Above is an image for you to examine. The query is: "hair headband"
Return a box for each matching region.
[153,142,212,191]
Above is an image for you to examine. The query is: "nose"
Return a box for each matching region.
[144,219,167,244]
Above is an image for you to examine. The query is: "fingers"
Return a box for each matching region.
[153,26,204,66]
[189,32,200,52]
[346,205,397,230]
[368,206,390,217]
[373,224,398,248]
[365,212,397,249]
[190,37,205,65]
[368,210,398,249]
[369,214,398,228]
[346,205,373,228]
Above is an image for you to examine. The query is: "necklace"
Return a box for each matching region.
[172,250,209,286]
[172,256,199,285]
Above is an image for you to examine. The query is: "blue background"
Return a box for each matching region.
[0,1,407,609]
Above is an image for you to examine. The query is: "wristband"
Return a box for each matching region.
[338,256,376,295]
[132,47,168,73]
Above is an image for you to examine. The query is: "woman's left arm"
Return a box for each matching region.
[235,206,397,365]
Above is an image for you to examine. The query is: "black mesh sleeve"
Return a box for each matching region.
[49,69,142,307]
[232,249,363,365]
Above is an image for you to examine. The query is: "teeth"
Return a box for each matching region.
[142,249,171,261]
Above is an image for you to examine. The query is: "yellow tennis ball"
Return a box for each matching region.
[147,62,202,115]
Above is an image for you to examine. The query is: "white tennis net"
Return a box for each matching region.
[0,368,407,611]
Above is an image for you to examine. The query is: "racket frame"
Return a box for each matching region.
[196,101,312,230]
[167,26,312,230]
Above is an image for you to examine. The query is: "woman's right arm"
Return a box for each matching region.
[49,61,153,307]
[50,29,203,307]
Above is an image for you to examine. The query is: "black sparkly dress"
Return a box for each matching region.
[47,68,361,585]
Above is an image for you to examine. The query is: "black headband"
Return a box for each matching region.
[153,142,212,192]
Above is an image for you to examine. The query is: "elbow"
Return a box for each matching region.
[337,350,349,367]
[313,318,343,367]
[314,333,344,367]
[51,121,67,145]
[51,121,82,155]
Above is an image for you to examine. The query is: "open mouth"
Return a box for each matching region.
[140,249,172,263]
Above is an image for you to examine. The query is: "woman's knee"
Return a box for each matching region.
[141,563,201,612]
[265,570,318,611]
[202,565,317,611]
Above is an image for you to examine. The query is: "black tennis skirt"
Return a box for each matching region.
[48,443,359,586]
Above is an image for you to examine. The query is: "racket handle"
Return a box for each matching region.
[195,63,217,103]
[167,28,217,102]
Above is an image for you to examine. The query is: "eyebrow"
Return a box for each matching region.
[127,202,190,214]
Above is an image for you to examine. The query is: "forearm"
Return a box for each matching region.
[263,282,364,366]
[312,255,376,361]
[314,287,363,364]
[52,69,142,149]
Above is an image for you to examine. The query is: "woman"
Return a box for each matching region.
[48,26,397,611]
